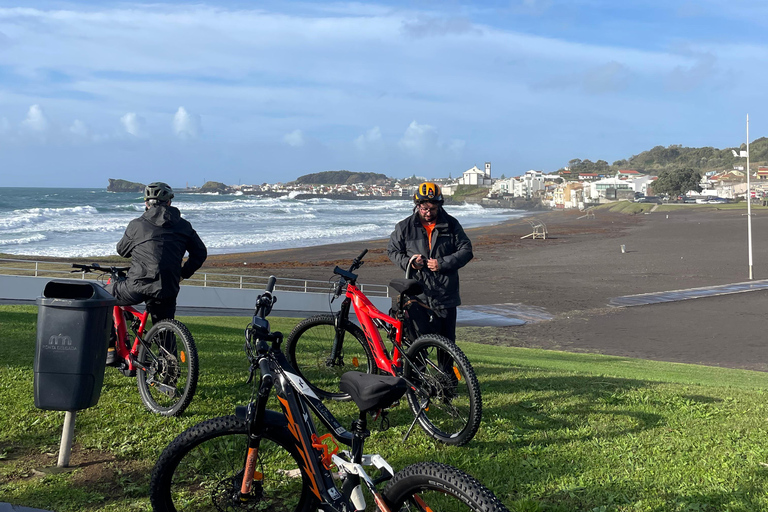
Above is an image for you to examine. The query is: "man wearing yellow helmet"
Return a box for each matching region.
[387,181,473,342]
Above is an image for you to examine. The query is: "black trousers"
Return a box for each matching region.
[434,307,457,342]
[105,280,177,325]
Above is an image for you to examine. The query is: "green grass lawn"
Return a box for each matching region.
[3,304,768,511]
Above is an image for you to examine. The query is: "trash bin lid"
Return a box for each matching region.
[36,279,116,308]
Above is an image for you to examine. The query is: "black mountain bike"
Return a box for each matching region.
[149,276,507,512]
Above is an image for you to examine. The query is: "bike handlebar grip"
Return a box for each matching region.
[356,248,368,261]
[259,358,274,387]
[266,275,277,294]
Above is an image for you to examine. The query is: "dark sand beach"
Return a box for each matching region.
[205,206,768,372]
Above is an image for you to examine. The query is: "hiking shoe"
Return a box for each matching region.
[105,347,119,366]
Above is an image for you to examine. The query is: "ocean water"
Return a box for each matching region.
[0,187,529,258]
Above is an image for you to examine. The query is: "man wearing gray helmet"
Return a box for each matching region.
[106,182,207,326]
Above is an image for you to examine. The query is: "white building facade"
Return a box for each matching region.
[458,162,493,186]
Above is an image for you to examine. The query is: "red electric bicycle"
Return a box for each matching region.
[286,250,482,446]
[72,263,199,417]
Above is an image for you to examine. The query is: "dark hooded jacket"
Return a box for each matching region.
[387,208,473,309]
[116,205,207,299]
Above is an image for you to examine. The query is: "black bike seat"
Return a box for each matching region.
[389,278,423,296]
[339,372,407,413]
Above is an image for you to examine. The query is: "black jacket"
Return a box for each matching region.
[116,205,207,299]
[387,209,473,309]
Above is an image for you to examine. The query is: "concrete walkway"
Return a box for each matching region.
[609,279,768,307]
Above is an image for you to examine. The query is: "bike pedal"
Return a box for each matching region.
[118,362,137,377]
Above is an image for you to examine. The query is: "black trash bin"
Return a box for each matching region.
[34,279,116,411]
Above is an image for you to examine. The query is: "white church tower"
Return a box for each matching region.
[485,162,491,178]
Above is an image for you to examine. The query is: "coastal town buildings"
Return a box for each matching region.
[229,157,768,209]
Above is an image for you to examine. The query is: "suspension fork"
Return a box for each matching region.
[239,361,274,498]
[329,298,352,364]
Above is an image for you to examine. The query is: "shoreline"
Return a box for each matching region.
[7,205,768,370]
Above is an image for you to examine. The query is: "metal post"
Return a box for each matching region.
[747,114,753,280]
[239,275,243,289]
[204,274,207,287]
[34,261,39,277]
[57,410,77,467]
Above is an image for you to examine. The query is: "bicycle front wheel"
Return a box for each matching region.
[136,319,198,417]
[403,334,482,446]
[150,415,317,512]
[383,462,509,512]
[285,314,374,401]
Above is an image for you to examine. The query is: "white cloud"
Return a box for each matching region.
[354,126,382,150]
[399,120,438,154]
[69,119,89,138]
[401,16,482,39]
[283,129,304,147]
[0,116,9,134]
[173,106,201,139]
[447,139,465,153]
[21,104,48,132]
[120,112,145,137]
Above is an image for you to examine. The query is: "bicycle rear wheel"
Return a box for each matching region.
[150,415,317,512]
[382,462,509,512]
[285,314,374,401]
[403,334,482,446]
[136,319,198,417]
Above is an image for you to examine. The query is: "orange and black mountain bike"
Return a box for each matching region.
[149,277,508,512]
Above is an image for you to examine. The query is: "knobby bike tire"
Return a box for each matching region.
[403,334,482,446]
[382,462,510,512]
[136,319,198,417]
[150,415,318,512]
[285,314,374,401]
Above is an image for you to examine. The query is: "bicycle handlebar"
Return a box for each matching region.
[331,249,369,299]
[71,263,131,277]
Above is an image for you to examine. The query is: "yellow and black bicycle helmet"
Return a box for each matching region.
[413,182,443,205]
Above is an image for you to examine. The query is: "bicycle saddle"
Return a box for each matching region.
[339,372,408,413]
[389,278,423,296]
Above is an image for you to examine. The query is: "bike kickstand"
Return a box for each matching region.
[401,403,427,443]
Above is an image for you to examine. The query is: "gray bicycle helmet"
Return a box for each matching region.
[144,182,174,203]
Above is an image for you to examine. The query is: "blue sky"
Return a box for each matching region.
[0,0,766,188]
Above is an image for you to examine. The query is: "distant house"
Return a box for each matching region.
[552,182,584,209]
[617,169,642,179]
[586,177,632,201]
[758,166,768,180]
[457,162,492,186]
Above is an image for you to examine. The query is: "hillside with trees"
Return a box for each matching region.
[293,170,390,185]
[558,137,768,178]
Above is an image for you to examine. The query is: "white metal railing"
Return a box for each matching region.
[0,258,390,297]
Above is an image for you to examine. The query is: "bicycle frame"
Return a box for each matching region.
[342,282,406,375]
[250,346,396,512]
[243,279,397,512]
[112,304,150,371]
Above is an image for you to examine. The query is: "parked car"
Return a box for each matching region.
[636,196,662,204]
[708,198,727,204]
[683,197,697,203]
